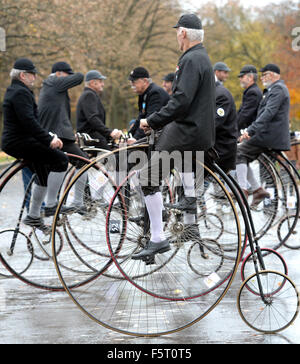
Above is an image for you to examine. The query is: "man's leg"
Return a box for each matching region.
[236,140,270,205]
[22,144,69,227]
[132,151,170,260]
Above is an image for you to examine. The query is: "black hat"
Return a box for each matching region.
[128,67,150,81]
[213,62,231,72]
[52,61,74,74]
[260,63,280,74]
[13,58,38,74]
[163,73,175,82]
[238,65,257,77]
[173,14,202,30]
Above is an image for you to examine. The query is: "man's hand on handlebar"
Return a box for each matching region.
[50,134,63,149]
[140,118,151,133]
[110,129,123,139]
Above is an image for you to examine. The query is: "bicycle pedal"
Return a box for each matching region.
[143,255,156,265]
[39,225,51,235]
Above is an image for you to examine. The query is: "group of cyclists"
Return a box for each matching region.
[1,13,293,261]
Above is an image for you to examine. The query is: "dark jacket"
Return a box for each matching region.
[147,43,215,152]
[247,80,290,151]
[38,73,84,141]
[1,79,52,152]
[215,81,238,168]
[76,87,112,146]
[130,82,170,140]
[237,83,262,131]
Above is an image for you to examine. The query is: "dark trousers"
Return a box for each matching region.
[4,139,69,186]
[61,139,89,169]
[236,139,268,165]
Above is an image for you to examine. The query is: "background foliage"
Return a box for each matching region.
[0,0,299,134]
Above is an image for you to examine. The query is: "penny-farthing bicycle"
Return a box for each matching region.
[52,135,299,336]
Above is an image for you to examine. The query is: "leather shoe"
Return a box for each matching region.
[132,240,171,260]
[165,196,197,214]
[43,204,75,217]
[251,187,270,207]
[23,215,45,228]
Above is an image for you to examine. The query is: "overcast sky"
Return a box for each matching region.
[180,0,287,10]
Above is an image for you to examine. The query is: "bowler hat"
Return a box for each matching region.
[128,67,150,81]
[13,58,38,74]
[173,14,202,30]
[52,61,74,74]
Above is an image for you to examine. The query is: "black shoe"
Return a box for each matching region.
[43,204,75,217]
[23,215,45,228]
[132,240,171,261]
[129,209,169,223]
[72,205,88,216]
[165,196,197,214]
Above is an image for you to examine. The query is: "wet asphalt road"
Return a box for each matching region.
[0,163,299,345]
[1,243,300,345]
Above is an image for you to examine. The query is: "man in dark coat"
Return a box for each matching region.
[1,58,69,227]
[214,81,238,173]
[38,62,89,214]
[132,14,215,260]
[237,65,262,131]
[128,67,170,141]
[76,70,122,150]
[236,63,291,206]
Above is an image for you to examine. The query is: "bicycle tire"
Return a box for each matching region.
[237,270,299,333]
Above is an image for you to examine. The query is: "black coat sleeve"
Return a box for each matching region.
[14,90,53,146]
[237,89,261,130]
[247,85,285,137]
[80,92,112,138]
[147,58,197,129]
[53,73,84,93]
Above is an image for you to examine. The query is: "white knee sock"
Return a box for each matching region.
[181,172,196,224]
[72,169,88,206]
[45,171,66,207]
[29,184,47,218]
[247,166,260,191]
[181,172,196,197]
[145,192,166,243]
[236,163,248,190]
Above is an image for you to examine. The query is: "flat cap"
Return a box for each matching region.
[260,63,280,74]
[163,73,175,82]
[238,65,257,77]
[213,62,231,72]
[85,70,107,82]
[173,14,202,30]
[128,67,150,81]
[52,61,74,74]
[13,58,38,74]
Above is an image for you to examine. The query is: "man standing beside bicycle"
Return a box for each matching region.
[38,61,90,215]
[237,63,291,205]
[133,14,215,260]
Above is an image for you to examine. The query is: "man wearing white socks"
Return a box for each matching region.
[236,64,291,206]
[38,61,89,215]
[132,14,215,260]
[1,58,70,228]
